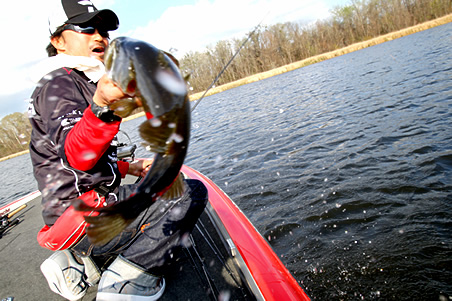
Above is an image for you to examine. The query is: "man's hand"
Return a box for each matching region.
[128,159,153,178]
[93,74,128,107]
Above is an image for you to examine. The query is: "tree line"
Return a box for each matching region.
[180,0,452,92]
[1,0,451,159]
[0,112,32,158]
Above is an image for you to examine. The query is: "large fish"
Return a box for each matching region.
[74,37,190,245]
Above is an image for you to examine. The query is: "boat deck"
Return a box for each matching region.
[0,181,254,300]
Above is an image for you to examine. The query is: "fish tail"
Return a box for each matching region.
[160,173,185,201]
[84,214,134,245]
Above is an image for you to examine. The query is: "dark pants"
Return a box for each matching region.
[71,179,208,273]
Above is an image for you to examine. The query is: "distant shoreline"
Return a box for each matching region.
[1,14,450,163]
[0,150,29,162]
[188,13,452,100]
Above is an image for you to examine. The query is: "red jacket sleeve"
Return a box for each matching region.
[117,161,130,178]
[65,105,121,171]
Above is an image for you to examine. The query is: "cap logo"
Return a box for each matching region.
[78,0,95,12]
[49,0,118,35]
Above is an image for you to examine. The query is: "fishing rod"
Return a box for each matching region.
[0,204,27,238]
[190,13,269,112]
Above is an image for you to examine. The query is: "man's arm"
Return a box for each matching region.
[65,74,130,171]
[65,107,120,171]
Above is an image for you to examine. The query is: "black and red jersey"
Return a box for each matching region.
[28,67,128,226]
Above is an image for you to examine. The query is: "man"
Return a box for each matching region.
[28,1,207,300]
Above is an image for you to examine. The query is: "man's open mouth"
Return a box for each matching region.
[92,46,105,53]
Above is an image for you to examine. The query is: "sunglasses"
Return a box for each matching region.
[63,24,109,38]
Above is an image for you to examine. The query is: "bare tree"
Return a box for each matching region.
[180,0,452,94]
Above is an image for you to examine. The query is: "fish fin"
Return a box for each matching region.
[160,173,185,201]
[73,197,117,213]
[72,198,95,212]
[109,98,139,118]
[139,119,174,153]
[84,214,134,245]
[163,51,180,67]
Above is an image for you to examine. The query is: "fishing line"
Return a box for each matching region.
[190,12,269,112]
[195,221,250,298]
[186,234,220,300]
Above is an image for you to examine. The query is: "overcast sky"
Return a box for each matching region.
[0,0,349,118]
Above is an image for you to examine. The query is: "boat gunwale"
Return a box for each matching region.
[181,165,310,301]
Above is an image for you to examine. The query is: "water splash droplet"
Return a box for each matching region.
[82,151,96,161]
[115,106,127,112]
[180,232,192,248]
[218,290,231,301]
[168,133,183,143]
[149,118,162,127]
[214,155,223,165]
[155,69,186,96]
[171,207,183,218]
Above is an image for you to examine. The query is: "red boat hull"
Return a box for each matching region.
[181,165,310,301]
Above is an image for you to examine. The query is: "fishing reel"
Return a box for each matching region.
[1,216,9,228]
[0,205,26,238]
[117,130,137,161]
[117,144,137,161]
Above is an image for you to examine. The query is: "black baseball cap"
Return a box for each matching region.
[49,0,119,35]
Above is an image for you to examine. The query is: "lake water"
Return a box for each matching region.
[1,23,451,300]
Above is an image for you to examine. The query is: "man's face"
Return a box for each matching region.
[52,27,109,62]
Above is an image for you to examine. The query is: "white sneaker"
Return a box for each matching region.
[80,255,101,286]
[96,255,166,301]
[40,250,88,301]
